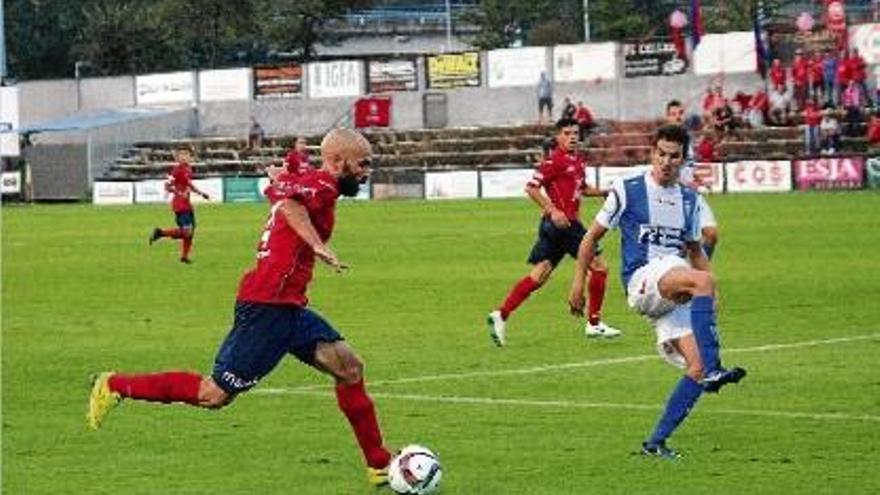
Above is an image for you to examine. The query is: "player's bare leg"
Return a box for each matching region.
[488,261,554,346]
[314,341,392,485]
[658,267,746,392]
[583,255,622,339]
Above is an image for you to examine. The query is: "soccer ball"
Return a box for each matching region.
[387,444,443,495]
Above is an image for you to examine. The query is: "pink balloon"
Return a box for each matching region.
[796,12,815,32]
[669,10,688,29]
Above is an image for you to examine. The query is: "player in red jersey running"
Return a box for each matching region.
[486,118,622,346]
[90,129,394,487]
[148,147,210,263]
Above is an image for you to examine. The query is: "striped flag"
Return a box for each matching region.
[753,0,772,77]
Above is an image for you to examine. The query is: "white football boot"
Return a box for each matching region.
[584,321,622,339]
[486,310,507,347]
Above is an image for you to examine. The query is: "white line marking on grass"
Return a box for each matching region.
[258,389,880,423]
[288,332,880,390]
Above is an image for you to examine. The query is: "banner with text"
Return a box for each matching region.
[794,157,864,190]
[426,52,481,89]
[597,166,648,191]
[623,39,687,78]
[368,58,418,93]
[308,60,363,99]
[135,180,169,204]
[694,32,757,75]
[725,160,792,193]
[93,182,134,205]
[254,64,303,99]
[692,162,724,194]
[199,68,251,102]
[425,171,479,199]
[136,72,195,106]
[1,171,21,194]
[488,47,548,88]
[0,86,20,157]
[554,43,617,82]
[480,169,532,198]
[191,178,224,203]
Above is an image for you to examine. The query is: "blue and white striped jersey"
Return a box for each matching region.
[595,171,702,288]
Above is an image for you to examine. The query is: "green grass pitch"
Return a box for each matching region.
[3,192,880,494]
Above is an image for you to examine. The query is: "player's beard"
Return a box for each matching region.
[337,174,361,197]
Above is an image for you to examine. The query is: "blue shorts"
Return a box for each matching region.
[211,302,343,395]
[175,210,195,229]
[527,218,601,266]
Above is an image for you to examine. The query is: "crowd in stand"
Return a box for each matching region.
[695,47,880,161]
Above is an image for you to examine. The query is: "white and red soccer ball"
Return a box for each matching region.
[387,445,442,495]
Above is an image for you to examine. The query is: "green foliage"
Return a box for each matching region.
[4,0,369,80]
[3,193,880,493]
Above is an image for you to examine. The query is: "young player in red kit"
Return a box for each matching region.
[90,129,394,487]
[486,118,622,346]
[148,147,210,263]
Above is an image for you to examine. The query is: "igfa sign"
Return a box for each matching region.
[308,60,363,99]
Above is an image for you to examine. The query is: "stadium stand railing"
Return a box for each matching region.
[103,120,875,181]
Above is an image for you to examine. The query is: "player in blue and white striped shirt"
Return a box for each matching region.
[568,124,746,458]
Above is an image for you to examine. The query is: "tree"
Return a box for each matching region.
[72,1,172,76]
[257,0,372,62]
[5,0,87,79]
[153,0,257,69]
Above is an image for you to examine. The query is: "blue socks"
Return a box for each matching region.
[703,243,715,260]
[691,295,721,374]
[649,375,703,445]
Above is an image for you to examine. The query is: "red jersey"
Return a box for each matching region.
[166,162,195,213]
[528,147,587,221]
[575,106,594,126]
[770,64,786,88]
[849,54,867,82]
[804,104,822,127]
[237,169,339,307]
[792,58,809,86]
[284,150,312,176]
[810,56,824,84]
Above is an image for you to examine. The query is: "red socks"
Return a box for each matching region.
[587,268,607,325]
[108,371,202,405]
[160,228,184,239]
[182,236,193,259]
[336,379,392,469]
[499,276,540,320]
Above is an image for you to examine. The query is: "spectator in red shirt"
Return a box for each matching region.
[574,101,596,142]
[284,137,312,176]
[792,50,809,110]
[809,51,825,103]
[695,134,719,162]
[770,58,787,91]
[746,85,769,128]
[802,98,823,154]
[702,85,726,123]
[836,49,853,106]
[849,48,871,106]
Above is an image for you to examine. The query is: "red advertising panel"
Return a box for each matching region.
[794,157,864,190]
[354,96,392,128]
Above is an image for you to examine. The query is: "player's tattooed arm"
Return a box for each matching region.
[277,199,347,272]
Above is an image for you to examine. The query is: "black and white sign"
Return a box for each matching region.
[623,39,687,78]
